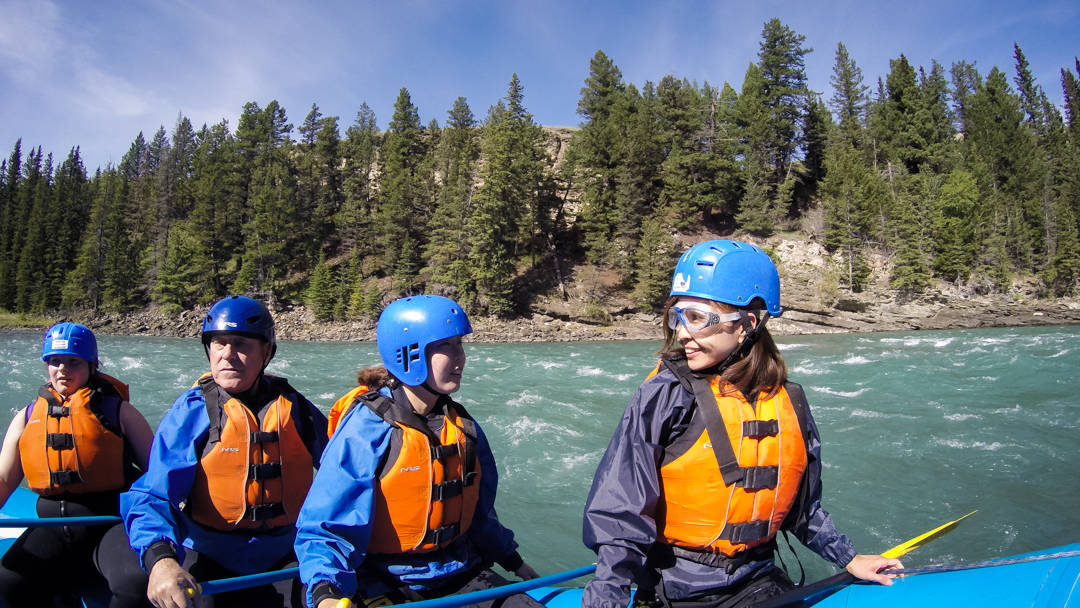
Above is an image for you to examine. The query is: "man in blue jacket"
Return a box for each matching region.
[122,296,328,608]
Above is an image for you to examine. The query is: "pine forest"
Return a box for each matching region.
[2,19,1079,322]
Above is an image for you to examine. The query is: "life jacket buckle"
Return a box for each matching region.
[50,470,81,486]
[46,433,75,450]
[431,479,463,501]
[250,431,279,444]
[737,466,778,490]
[48,405,70,418]
[742,419,779,438]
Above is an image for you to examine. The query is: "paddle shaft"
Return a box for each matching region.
[383,564,597,608]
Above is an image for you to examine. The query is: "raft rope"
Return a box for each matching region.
[880,549,1080,578]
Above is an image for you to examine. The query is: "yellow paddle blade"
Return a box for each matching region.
[882,510,977,558]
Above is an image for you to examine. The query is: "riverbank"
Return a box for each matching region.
[5,236,1080,342]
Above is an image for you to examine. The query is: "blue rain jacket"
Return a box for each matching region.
[582,367,857,608]
[295,387,520,606]
[121,375,328,575]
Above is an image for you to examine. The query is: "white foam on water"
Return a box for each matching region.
[812,386,869,398]
[1048,349,1070,358]
[993,404,1022,414]
[840,355,872,365]
[791,363,830,376]
[944,413,980,422]
[118,356,144,371]
[614,373,637,382]
[507,391,543,407]
[531,360,566,370]
[318,392,337,400]
[503,417,582,446]
[577,366,605,377]
[778,343,810,351]
[935,438,1006,451]
[849,408,888,418]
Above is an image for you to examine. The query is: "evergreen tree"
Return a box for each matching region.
[931,169,978,281]
[40,148,90,309]
[337,103,380,257]
[575,50,627,267]
[630,211,678,308]
[305,256,337,321]
[0,140,22,310]
[828,42,869,148]
[426,97,480,301]
[376,88,428,287]
[468,74,547,315]
[14,150,53,312]
[735,63,780,234]
[756,18,812,209]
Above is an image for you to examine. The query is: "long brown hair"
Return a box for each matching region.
[660,297,788,397]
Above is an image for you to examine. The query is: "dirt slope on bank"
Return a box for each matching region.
[8,237,1080,343]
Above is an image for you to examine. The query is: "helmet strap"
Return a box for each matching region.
[715,311,771,374]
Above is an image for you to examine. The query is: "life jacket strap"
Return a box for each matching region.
[742,419,779,438]
[431,479,463,501]
[251,431,279,444]
[250,462,282,481]
[423,523,460,546]
[738,466,778,490]
[718,521,771,545]
[430,444,459,461]
[247,502,286,521]
[48,404,70,418]
[50,470,81,486]
[666,541,775,573]
[46,433,75,450]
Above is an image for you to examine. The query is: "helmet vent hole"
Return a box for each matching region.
[246,315,260,325]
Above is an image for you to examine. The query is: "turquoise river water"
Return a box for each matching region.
[2,325,1078,584]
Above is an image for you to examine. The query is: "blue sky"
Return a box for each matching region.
[1,0,1077,173]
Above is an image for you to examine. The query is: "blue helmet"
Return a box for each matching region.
[41,322,98,363]
[670,240,782,317]
[201,296,277,359]
[376,295,472,386]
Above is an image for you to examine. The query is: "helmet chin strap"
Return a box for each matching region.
[712,311,772,375]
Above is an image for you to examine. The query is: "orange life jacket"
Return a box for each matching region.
[187,374,316,531]
[326,384,370,437]
[357,391,481,555]
[19,373,130,496]
[653,358,808,558]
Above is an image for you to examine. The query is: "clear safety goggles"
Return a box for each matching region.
[666,305,742,332]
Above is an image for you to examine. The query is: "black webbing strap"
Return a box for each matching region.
[50,470,81,485]
[247,502,286,521]
[250,462,282,480]
[430,444,459,461]
[251,431,279,444]
[431,479,463,501]
[422,523,460,546]
[668,540,777,572]
[46,433,75,450]
[718,521,772,545]
[197,375,225,445]
[39,386,67,418]
[743,419,779,438]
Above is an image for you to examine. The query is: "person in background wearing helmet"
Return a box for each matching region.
[121,296,328,608]
[295,295,543,608]
[582,240,902,608]
[0,323,155,607]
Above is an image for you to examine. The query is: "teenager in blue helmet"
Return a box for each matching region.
[582,240,902,608]
[295,295,543,608]
[121,296,328,608]
[0,322,154,607]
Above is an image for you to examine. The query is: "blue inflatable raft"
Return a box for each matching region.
[2,487,1077,607]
